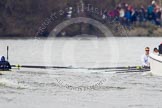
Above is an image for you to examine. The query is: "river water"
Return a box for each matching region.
[0,37,162,108]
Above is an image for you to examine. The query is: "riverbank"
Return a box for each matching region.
[124,22,162,37]
[0,0,162,37]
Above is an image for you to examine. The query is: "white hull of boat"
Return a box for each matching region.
[149,53,162,76]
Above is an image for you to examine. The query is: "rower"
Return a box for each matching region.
[1,56,6,62]
[141,47,150,68]
[0,56,11,70]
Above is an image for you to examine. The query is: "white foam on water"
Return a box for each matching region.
[142,71,162,76]
[0,78,29,89]
[142,71,152,76]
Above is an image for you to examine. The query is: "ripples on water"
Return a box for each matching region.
[1,68,162,108]
[1,37,162,108]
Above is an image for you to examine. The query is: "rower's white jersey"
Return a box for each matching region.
[141,54,150,67]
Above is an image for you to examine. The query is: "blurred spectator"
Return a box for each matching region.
[104,1,162,28]
[67,7,73,18]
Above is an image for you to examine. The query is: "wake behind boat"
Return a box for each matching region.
[149,53,162,76]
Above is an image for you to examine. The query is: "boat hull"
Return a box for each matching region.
[149,53,162,76]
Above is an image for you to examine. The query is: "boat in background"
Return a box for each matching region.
[149,53,162,76]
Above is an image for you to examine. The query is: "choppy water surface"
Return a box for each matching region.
[0,37,162,108]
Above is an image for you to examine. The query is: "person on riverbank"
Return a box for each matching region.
[155,8,162,26]
[107,1,162,28]
[141,47,150,67]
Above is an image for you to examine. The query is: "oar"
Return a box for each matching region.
[11,65,150,71]
[88,66,146,70]
[104,68,150,73]
[7,46,9,61]
[11,65,73,69]
[116,69,150,73]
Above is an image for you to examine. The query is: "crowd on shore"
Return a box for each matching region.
[103,0,162,28]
